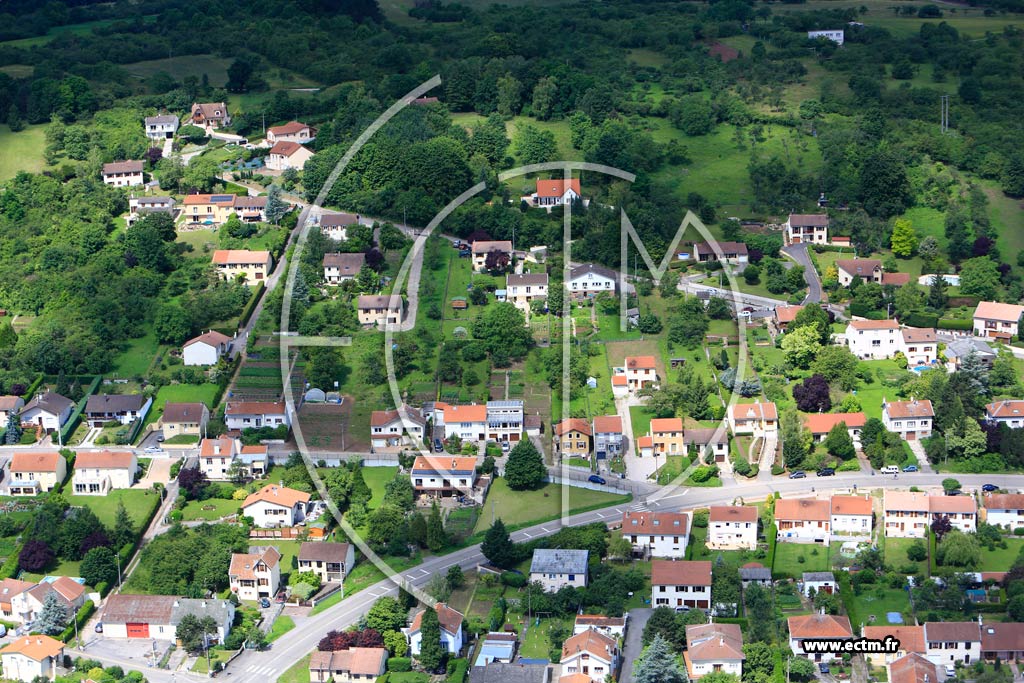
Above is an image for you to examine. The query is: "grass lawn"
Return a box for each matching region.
[387,674,430,683]
[276,654,311,683]
[267,615,295,642]
[68,489,161,527]
[979,538,1024,572]
[180,497,240,521]
[774,542,831,573]
[23,559,82,583]
[884,536,929,575]
[123,54,232,87]
[629,405,655,446]
[362,466,399,509]
[849,585,913,629]
[163,434,199,445]
[309,555,422,611]
[145,383,221,430]
[0,125,50,181]
[111,331,160,378]
[192,649,233,674]
[471,478,631,534]
[517,616,572,660]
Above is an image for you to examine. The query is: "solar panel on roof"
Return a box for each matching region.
[211,194,234,201]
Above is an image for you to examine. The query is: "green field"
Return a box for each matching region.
[774,542,831,573]
[0,125,50,181]
[883,536,929,575]
[0,65,33,78]
[146,383,221,429]
[181,497,240,521]
[122,55,233,87]
[276,654,311,683]
[978,538,1024,572]
[267,615,295,642]
[362,466,400,509]
[471,478,631,534]
[68,488,161,527]
[111,330,160,378]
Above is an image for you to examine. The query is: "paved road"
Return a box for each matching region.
[620,608,652,683]
[678,276,788,309]
[781,243,822,304]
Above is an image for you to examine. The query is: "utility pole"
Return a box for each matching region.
[940,95,949,134]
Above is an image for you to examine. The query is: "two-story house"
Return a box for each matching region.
[804,413,866,447]
[830,495,873,535]
[683,428,729,463]
[506,273,549,314]
[241,484,310,528]
[265,141,315,171]
[883,491,930,538]
[183,193,237,225]
[225,401,290,431]
[84,394,152,428]
[0,396,24,425]
[485,400,523,444]
[102,161,144,187]
[297,542,355,584]
[784,214,829,246]
[708,506,758,550]
[692,241,749,265]
[472,240,513,273]
[406,603,464,656]
[309,647,387,683]
[882,398,933,441]
[0,635,64,682]
[973,301,1024,341]
[622,356,658,392]
[651,560,712,610]
[554,419,592,458]
[144,114,178,140]
[559,629,618,683]
[199,437,239,480]
[985,400,1024,428]
[775,498,831,543]
[190,102,230,129]
[924,622,981,665]
[566,264,616,300]
[229,546,281,601]
[573,615,627,639]
[323,252,366,285]
[158,402,210,439]
[411,455,478,499]
[530,549,589,592]
[433,403,487,442]
[319,212,363,242]
[127,195,176,225]
[72,450,137,495]
[622,511,689,558]
[788,613,853,662]
[889,653,938,683]
[728,402,778,436]
[593,416,623,460]
[862,626,926,667]
[983,493,1024,531]
[846,319,901,360]
[647,418,683,456]
[928,495,977,534]
[357,295,404,328]
[901,328,938,366]
[836,259,883,286]
[20,577,86,625]
[369,406,426,450]
[267,121,315,144]
[531,178,582,207]
[7,452,66,496]
[685,623,745,680]
[212,250,273,284]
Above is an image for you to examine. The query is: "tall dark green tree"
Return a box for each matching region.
[426,501,446,551]
[417,606,445,672]
[481,519,516,568]
[504,439,546,490]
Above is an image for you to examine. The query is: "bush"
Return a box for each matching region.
[500,572,527,588]
[59,600,96,643]
[388,657,412,672]
[1015,528,1024,536]
[938,318,973,331]
[447,658,469,683]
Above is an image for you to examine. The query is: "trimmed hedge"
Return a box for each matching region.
[59,600,95,643]
[447,659,469,683]
[22,374,45,400]
[905,313,939,328]
[0,549,19,580]
[239,281,265,328]
[713,617,749,628]
[938,318,973,331]
[387,657,411,672]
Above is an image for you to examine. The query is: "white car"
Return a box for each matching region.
[144,446,163,454]
[945,665,956,678]
[880,465,900,475]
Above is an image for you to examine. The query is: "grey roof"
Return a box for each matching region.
[530,549,589,575]
[145,115,178,126]
[683,428,726,446]
[486,400,523,410]
[321,213,361,227]
[161,402,207,424]
[569,263,617,282]
[803,572,836,582]
[170,598,234,626]
[507,273,549,287]
[134,196,175,206]
[323,252,366,273]
[739,567,772,581]
[298,541,352,564]
[946,338,996,359]
[23,392,74,416]
[469,662,550,683]
[85,394,147,414]
[102,160,144,174]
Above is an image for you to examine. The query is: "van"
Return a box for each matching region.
[945,665,956,678]
[880,465,900,475]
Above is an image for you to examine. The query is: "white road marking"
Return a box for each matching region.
[522,532,532,538]
[615,508,624,513]
[596,512,605,518]
[541,527,551,533]
[419,569,430,575]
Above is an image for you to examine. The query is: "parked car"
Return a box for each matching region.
[982,483,999,492]
[433,438,443,453]
[880,465,900,475]
[156,434,165,442]
[94,623,103,633]
[144,446,162,454]
[501,441,511,453]
[588,474,606,485]
[789,470,806,479]
[945,665,957,678]
[259,598,271,608]
[816,468,835,477]
[903,465,918,472]
[819,663,830,674]
[275,592,286,603]
[947,489,963,496]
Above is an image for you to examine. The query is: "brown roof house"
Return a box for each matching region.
[158,402,210,439]
[560,628,618,683]
[309,647,387,683]
[888,652,938,683]
[651,560,712,610]
[101,160,144,188]
[622,511,689,559]
[924,622,981,665]
[265,140,315,172]
[554,418,592,458]
[405,603,464,656]
[191,102,230,128]
[323,252,365,285]
[685,623,745,680]
[357,295,404,328]
[708,506,758,550]
[84,394,152,428]
[297,542,356,584]
[785,213,829,246]
[862,625,925,667]
[774,498,831,543]
[228,546,281,601]
[788,613,853,662]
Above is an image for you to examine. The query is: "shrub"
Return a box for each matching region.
[500,572,527,588]
[1014,528,1024,536]
[388,658,412,672]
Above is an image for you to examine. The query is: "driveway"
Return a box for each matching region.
[620,608,652,683]
[615,393,657,482]
[781,243,822,304]
[135,458,174,488]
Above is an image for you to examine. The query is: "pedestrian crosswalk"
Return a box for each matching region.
[244,664,277,676]
[629,502,649,512]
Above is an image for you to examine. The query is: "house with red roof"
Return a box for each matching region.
[973,301,1024,340]
[72,450,137,495]
[309,647,387,683]
[370,406,426,450]
[559,628,618,683]
[411,456,478,499]
[225,401,290,431]
[266,121,314,144]
[651,560,712,610]
[622,511,689,558]
[774,498,830,543]
[788,613,853,662]
[406,603,464,656]
[592,415,623,460]
[708,506,758,550]
[685,623,745,679]
[728,402,778,436]
[650,417,684,456]
[212,249,273,284]
[229,546,281,601]
[554,419,592,458]
[830,494,873,535]
[803,412,866,446]
[983,493,1024,530]
[266,140,315,171]
[6,452,66,496]
[241,484,310,528]
[882,398,933,440]
[530,178,581,208]
[621,356,658,392]
[985,400,1024,429]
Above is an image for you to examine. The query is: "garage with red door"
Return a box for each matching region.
[126,623,149,638]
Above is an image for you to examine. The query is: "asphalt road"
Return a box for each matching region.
[781,243,822,305]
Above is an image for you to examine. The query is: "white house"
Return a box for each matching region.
[182,330,233,367]
[72,450,137,495]
[808,29,845,44]
[506,273,549,314]
[0,396,24,425]
[621,511,689,558]
[102,161,144,187]
[266,121,314,144]
[265,141,315,171]
[144,114,178,140]
[323,252,365,285]
[846,319,901,360]
[973,301,1024,340]
[320,212,363,242]
[685,623,744,680]
[560,628,618,683]
[901,328,938,366]
[297,542,356,584]
[788,613,853,662]
[485,400,524,444]
[803,413,866,447]
[0,579,38,624]
[225,401,290,431]
[241,484,310,528]
[692,241,749,265]
[862,626,926,667]
[531,178,581,207]
[158,402,210,439]
[774,498,830,543]
[100,595,235,642]
[199,437,239,480]
[18,577,86,625]
[127,195,175,225]
[924,622,981,665]
[356,295,404,328]
[471,240,513,273]
[529,549,589,592]
[410,455,478,499]
[651,560,712,610]
[801,571,837,598]
[432,403,487,442]
[984,493,1024,531]
[708,506,758,550]
[370,406,426,449]
[882,398,933,441]
[784,214,829,246]
[84,394,152,428]
[830,495,873,535]
[7,452,66,496]
[622,355,658,392]
[20,392,74,434]
[986,400,1024,428]
[309,648,387,683]
[573,615,627,639]
[0,635,64,682]
[884,492,977,538]
[728,402,778,436]
[406,603,464,656]
[567,264,616,300]
[229,546,281,601]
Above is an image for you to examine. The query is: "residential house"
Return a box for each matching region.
[804,412,866,447]
[846,319,901,360]
[0,635,64,682]
[469,662,550,683]
[739,565,772,588]
[356,295,404,328]
[228,546,281,601]
[0,396,24,424]
[636,435,653,457]
[241,484,310,528]
[183,330,233,366]
[801,571,837,597]
[506,273,549,313]
[808,29,845,43]
[945,338,997,372]
[784,214,829,246]
[623,355,658,392]
[433,403,487,442]
[622,511,689,558]
[573,615,627,639]
[592,416,623,460]
[684,428,729,462]
[370,406,426,449]
[183,193,237,225]
[158,403,210,439]
[267,121,314,144]
[72,450,137,495]
[728,402,778,436]
[190,102,230,128]
[924,622,981,665]
[225,401,290,431]
[692,241,749,265]
[20,393,73,434]
[980,621,1024,661]
[212,250,273,284]
[566,264,616,300]
[554,419,592,458]
[100,595,234,641]
[882,398,934,441]
[472,240,513,273]
[320,213,362,242]
[685,623,745,680]
[973,301,1024,341]
[559,629,618,683]
[862,626,926,667]
[0,579,37,624]
[406,603,464,656]
[473,632,517,667]
[127,195,175,225]
[929,495,978,534]
[985,400,1024,428]
[265,141,314,171]
[232,195,267,223]
[323,253,365,285]
[144,114,178,140]
[199,437,239,480]
[410,455,478,499]
[884,492,976,538]
[238,444,268,479]
[836,259,883,286]
[101,161,144,188]
[486,400,523,443]
[20,577,86,624]
[651,560,712,610]
[531,178,581,207]
[888,653,938,683]
[6,452,66,496]
[774,498,831,543]
[901,328,938,367]
[788,613,853,662]
[649,418,685,456]
[774,305,804,331]
[983,493,1024,531]
[84,394,151,428]
[530,549,589,592]
[830,495,873,535]
[297,542,355,584]
[708,506,758,550]
[309,648,387,683]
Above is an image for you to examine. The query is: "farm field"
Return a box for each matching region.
[0,125,50,180]
[471,478,632,534]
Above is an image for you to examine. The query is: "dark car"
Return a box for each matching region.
[903,465,918,472]
[95,623,103,633]
[946,489,963,496]
[982,483,999,492]
[816,468,835,477]
[260,598,271,608]
[819,663,830,674]
[789,470,806,479]
[433,438,443,453]
[588,474,607,485]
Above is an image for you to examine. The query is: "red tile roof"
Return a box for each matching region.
[848,319,900,331]
[10,452,61,473]
[709,506,758,523]
[884,399,934,419]
[984,493,1024,510]
[625,356,657,370]
[974,301,1024,323]
[561,628,616,662]
[268,121,309,135]
[242,484,310,510]
[409,603,463,635]
[788,613,852,639]
[555,418,593,437]
[775,305,805,324]
[622,511,689,536]
[775,498,830,522]
[536,178,581,199]
[831,495,872,516]
[592,416,622,433]
[651,560,711,586]
[863,626,925,654]
[803,412,866,434]
[651,418,683,433]
[212,249,271,265]
[75,450,135,470]
[183,330,232,348]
